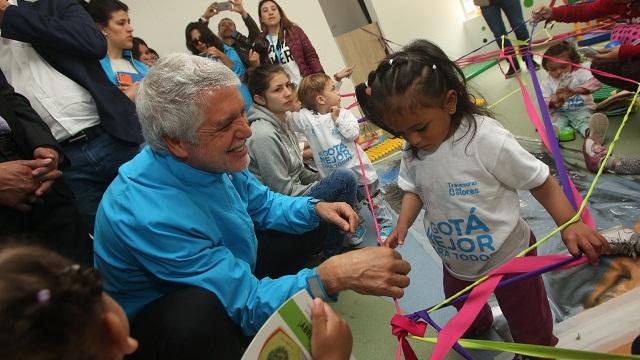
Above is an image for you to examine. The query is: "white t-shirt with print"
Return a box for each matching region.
[288,108,377,185]
[398,115,550,281]
[541,68,598,112]
[266,34,302,86]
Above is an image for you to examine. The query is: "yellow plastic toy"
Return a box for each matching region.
[365,138,404,162]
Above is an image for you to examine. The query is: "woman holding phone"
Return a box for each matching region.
[87,0,148,102]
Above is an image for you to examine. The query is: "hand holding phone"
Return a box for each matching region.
[577,47,598,58]
[216,1,233,12]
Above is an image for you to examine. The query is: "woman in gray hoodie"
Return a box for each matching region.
[247,64,358,259]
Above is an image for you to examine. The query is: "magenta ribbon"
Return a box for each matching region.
[391,314,427,360]
[429,255,588,360]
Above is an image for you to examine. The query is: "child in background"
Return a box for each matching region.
[0,244,138,360]
[541,41,608,143]
[293,73,394,245]
[356,40,608,353]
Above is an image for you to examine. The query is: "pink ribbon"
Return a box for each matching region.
[391,314,428,360]
[430,255,588,360]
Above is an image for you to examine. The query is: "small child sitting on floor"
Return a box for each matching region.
[290,73,394,246]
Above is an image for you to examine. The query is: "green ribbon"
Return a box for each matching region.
[409,336,640,359]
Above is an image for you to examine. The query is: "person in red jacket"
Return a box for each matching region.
[533,0,640,91]
[256,0,324,85]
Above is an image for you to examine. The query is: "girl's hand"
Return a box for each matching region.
[311,298,353,360]
[384,227,406,248]
[555,87,574,101]
[532,5,552,22]
[119,82,140,102]
[330,106,340,121]
[592,46,620,63]
[561,221,609,264]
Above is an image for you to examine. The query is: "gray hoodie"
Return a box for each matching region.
[247,105,321,196]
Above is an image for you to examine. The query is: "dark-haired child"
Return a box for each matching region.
[355,39,608,354]
[0,244,138,360]
[541,41,607,144]
[292,73,394,245]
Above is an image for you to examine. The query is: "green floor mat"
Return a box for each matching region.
[463,60,498,81]
[593,84,620,103]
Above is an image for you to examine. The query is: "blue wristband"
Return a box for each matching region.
[306,271,338,302]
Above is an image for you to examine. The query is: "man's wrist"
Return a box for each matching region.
[316,257,342,297]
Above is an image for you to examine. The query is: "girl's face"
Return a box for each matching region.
[102,292,138,357]
[137,43,153,65]
[189,29,208,53]
[546,53,573,80]
[384,90,457,153]
[255,72,295,115]
[103,10,134,51]
[260,1,282,28]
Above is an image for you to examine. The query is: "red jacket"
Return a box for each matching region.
[551,0,640,59]
[257,25,324,77]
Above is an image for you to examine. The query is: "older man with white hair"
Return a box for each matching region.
[93,54,411,359]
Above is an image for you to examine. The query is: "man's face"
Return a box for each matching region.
[174,87,252,173]
[218,19,237,39]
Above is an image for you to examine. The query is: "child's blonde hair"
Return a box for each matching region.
[298,73,332,111]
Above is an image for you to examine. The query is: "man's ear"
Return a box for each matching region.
[253,94,266,106]
[162,135,189,160]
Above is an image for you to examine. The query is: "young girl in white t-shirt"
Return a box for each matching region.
[355,39,608,352]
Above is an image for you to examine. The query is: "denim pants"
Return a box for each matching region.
[552,108,591,137]
[304,168,357,256]
[62,132,139,232]
[356,180,394,230]
[480,0,530,51]
[442,232,558,346]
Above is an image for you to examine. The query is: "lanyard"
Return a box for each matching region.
[267,34,283,64]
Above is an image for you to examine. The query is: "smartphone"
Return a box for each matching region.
[216,1,233,11]
[116,72,133,86]
[578,47,598,58]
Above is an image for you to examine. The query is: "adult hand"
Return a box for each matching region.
[531,5,552,23]
[119,82,140,102]
[231,0,248,17]
[333,66,354,82]
[248,49,261,69]
[317,247,411,298]
[561,221,609,264]
[329,106,340,122]
[384,226,406,248]
[32,147,62,196]
[202,3,218,21]
[592,46,620,63]
[314,201,358,235]
[0,159,53,211]
[311,298,353,360]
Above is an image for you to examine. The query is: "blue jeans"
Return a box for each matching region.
[62,132,139,232]
[356,180,393,230]
[304,168,357,256]
[480,0,530,51]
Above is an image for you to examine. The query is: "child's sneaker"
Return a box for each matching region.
[348,225,366,247]
[379,226,393,243]
[601,225,640,257]
[588,113,609,145]
[582,138,608,173]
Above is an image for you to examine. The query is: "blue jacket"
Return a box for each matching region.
[94,147,325,335]
[99,49,149,86]
[1,0,143,144]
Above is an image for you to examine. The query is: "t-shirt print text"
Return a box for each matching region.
[447,181,480,197]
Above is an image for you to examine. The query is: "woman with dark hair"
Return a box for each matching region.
[132,37,158,67]
[87,0,148,102]
[256,0,324,85]
[185,21,253,108]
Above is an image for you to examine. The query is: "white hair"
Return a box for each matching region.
[136,53,240,153]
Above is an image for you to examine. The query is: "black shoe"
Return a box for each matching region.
[505,65,521,79]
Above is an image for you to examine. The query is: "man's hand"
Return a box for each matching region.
[592,46,620,63]
[0,159,54,211]
[317,247,411,298]
[561,221,609,264]
[311,298,353,360]
[32,147,62,196]
[202,3,219,21]
[248,49,260,69]
[314,201,358,235]
[531,5,552,23]
[231,0,248,18]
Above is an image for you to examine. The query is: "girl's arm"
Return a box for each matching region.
[384,191,423,248]
[530,175,608,264]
